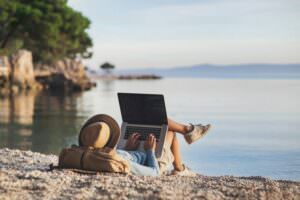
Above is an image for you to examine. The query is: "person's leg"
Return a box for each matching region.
[157,131,176,173]
[164,130,174,144]
[170,133,184,171]
[163,131,184,171]
[168,117,212,144]
[168,118,192,135]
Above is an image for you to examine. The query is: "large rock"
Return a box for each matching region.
[1,49,94,94]
[0,56,11,88]
[0,56,10,77]
[1,51,42,95]
[35,59,95,92]
[10,50,36,88]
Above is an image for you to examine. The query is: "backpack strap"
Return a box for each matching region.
[70,169,97,175]
[48,162,97,175]
[48,163,60,171]
[80,149,89,169]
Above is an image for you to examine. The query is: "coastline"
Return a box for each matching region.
[0,148,299,200]
[87,74,162,80]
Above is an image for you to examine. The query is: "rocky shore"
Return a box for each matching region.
[0,148,299,200]
[0,50,95,96]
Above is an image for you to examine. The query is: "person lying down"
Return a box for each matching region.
[78,114,211,176]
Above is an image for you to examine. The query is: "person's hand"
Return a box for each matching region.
[124,133,140,151]
[144,134,157,151]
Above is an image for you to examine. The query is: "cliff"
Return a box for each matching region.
[0,50,41,95]
[0,50,95,95]
[0,148,299,200]
[35,58,95,91]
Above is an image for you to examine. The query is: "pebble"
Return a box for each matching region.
[0,148,299,200]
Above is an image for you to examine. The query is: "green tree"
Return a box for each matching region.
[100,62,115,74]
[0,0,92,63]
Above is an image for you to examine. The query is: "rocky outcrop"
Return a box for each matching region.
[0,49,95,95]
[0,50,41,95]
[0,56,11,89]
[0,148,299,200]
[35,59,95,92]
[10,50,36,88]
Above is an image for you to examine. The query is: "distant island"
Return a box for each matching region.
[88,62,162,80]
[116,63,300,79]
[88,74,162,80]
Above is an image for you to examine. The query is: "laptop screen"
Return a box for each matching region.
[118,93,168,125]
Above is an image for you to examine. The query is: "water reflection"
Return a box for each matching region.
[102,79,114,92]
[0,91,85,154]
[0,78,299,180]
[0,91,36,150]
[0,91,36,125]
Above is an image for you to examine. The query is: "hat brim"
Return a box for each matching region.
[79,114,120,149]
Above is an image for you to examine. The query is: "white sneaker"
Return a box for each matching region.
[184,124,211,144]
[171,165,198,177]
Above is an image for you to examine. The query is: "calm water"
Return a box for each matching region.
[0,78,300,181]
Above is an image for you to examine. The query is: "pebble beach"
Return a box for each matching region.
[0,148,299,200]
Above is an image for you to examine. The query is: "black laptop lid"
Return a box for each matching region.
[118,93,168,125]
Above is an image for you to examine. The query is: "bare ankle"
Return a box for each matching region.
[174,164,185,171]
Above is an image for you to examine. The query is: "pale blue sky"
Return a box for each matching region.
[69,0,300,68]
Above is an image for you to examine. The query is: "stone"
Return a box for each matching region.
[35,58,95,92]
[1,50,93,94]
[0,56,11,77]
[0,148,299,200]
[10,50,36,89]
[0,56,11,88]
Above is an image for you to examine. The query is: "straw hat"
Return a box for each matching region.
[78,114,120,149]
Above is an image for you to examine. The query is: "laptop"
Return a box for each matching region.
[117,93,168,158]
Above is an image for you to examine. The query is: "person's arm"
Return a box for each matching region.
[141,134,160,175]
[145,149,160,174]
[126,134,160,176]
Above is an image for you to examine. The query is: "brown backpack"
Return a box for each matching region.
[58,146,130,174]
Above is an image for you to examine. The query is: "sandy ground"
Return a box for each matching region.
[0,148,299,200]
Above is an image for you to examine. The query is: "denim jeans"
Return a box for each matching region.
[117,149,160,176]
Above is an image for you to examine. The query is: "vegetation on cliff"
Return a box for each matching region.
[0,0,92,63]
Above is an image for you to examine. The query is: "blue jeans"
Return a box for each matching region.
[117,149,160,176]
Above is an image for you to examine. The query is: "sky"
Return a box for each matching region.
[68,0,300,69]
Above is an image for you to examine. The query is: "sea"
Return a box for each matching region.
[0,78,299,181]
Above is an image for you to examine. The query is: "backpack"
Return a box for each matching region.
[57,146,130,174]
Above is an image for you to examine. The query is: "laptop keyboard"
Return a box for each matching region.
[124,126,161,141]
